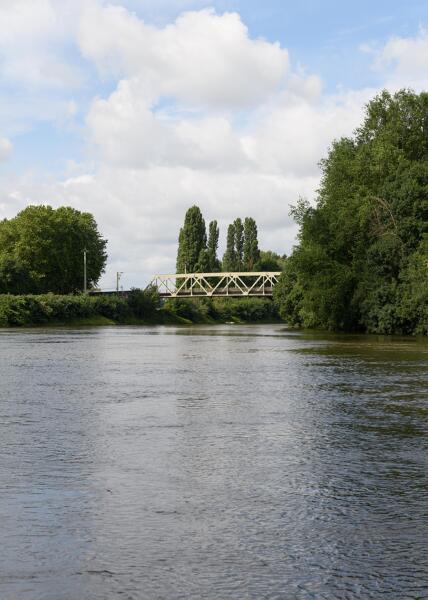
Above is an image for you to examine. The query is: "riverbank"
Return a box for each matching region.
[0,292,280,327]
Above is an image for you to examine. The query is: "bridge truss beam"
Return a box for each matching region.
[150,272,282,298]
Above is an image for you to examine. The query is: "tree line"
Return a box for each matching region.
[274,89,428,335]
[1,88,426,335]
[176,206,285,273]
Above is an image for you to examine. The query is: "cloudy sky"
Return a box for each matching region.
[1,0,428,289]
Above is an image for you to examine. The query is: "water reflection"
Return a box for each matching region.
[0,325,427,599]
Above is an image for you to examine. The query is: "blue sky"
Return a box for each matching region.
[0,0,427,287]
[3,0,428,175]
[130,0,428,88]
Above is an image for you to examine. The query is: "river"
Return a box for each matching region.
[1,324,427,599]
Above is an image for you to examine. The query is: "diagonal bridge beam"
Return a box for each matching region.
[149,272,282,298]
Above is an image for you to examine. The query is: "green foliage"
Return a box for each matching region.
[175,206,263,274]
[195,248,211,273]
[207,220,221,271]
[176,206,207,273]
[164,297,211,323]
[222,216,261,271]
[396,235,428,334]
[0,205,107,294]
[127,286,160,318]
[211,297,278,322]
[274,89,428,335]
[234,218,244,270]
[0,289,161,327]
[255,251,287,271]
[222,223,237,271]
[243,217,260,270]
[166,296,278,323]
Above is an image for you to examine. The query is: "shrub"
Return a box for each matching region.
[127,286,160,318]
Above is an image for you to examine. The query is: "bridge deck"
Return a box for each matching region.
[150,272,281,298]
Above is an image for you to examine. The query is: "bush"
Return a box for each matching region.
[164,298,210,322]
[164,296,278,323]
[127,286,160,318]
[211,297,278,321]
[0,291,280,327]
[0,293,131,326]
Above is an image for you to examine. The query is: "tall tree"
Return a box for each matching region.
[195,248,211,272]
[274,89,428,334]
[0,205,107,294]
[176,206,207,273]
[234,218,244,270]
[243,217,260,270]
[222,223,237,271]
[207,220,220,271]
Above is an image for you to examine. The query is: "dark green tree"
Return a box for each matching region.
[195,248,211,272]
[207,220,220,271]
[0,205,107,294]
[243,217,260,270]
[0,255,32,294]
[176,206,207,273]
[234,218,244,270]
[274,89,428,334]
[222,223,237,271]
[255,250,286,271]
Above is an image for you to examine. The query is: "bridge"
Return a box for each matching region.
[149,272,281,298]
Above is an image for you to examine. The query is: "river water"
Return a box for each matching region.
[0,324,427,600]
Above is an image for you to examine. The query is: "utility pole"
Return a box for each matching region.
[116,271,123,293]
[83,248,87,294]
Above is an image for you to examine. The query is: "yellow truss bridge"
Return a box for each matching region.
[150,272,282,298]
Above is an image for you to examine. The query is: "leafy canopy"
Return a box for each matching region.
[0,205,107,294]
[274,89,428,335]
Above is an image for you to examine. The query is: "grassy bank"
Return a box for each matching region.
[0,292,280,327]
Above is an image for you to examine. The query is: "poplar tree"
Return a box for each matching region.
[176,206,207,273]
[243,217,260,270]
[234,218,244,270]
[222,223,237,271]
[207,220,220,271]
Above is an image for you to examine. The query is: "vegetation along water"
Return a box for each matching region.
[0,90,426,333]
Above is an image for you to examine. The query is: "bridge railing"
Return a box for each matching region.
[149,272,282,298]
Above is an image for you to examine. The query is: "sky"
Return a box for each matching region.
[1,0,428,289]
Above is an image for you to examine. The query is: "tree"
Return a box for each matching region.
[0,205,107,294]
[0,255,32,294]
[274,89,428,334]
[255,250,287,272]
[207,220,220,271]
[234,218,244,270]
[176,206,207,273]
[222,223,237,271]
[195,248,211,272]
[243,217,260,270]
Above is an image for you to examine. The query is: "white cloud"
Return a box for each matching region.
[0,0,86,136]
[244,88,373,177]
[371,28,428,90]
[0,137,12,161]
[78,5,289,108]
[0,0,83,89]
[1,2,427,289]
[0,159,316,288]
[86,78,251,170]
[0,2,368,287]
